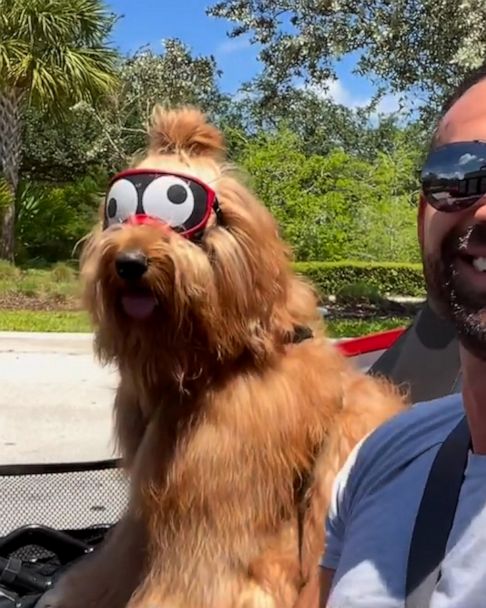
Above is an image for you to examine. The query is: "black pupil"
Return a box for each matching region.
[107,197,117,218]
[167,184,188,204]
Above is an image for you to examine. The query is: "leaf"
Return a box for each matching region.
[0,0,119,108]
[207,0,486,119]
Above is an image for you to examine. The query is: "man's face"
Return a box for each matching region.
[420,78,486,359]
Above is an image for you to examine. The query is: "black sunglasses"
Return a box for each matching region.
[421,141,486,212]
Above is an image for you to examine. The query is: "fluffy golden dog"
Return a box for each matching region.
[40,107,406,608]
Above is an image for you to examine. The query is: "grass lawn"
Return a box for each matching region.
[0,309,410,337]
[325,316,409,337]
[0,261,413,336]
[0,310,90,332]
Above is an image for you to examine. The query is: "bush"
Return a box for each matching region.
[15,173,105,264]
[0,260,19,280]
[238,132,370,262]
[237,128,422,264]
[293,261,425,299]
[50,262,77,282]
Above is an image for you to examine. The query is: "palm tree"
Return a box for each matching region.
[0,0,119,261]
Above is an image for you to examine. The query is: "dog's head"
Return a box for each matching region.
[81,106,319,384]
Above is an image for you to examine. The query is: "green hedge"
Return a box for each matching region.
[293,261,425,298]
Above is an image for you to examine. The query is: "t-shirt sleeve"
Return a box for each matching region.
[319,393,465,571]
[319,435,369,570]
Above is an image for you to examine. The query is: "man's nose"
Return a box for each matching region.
[470,195,486,221]
[115,250,148,281]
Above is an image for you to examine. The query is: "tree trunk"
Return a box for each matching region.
[0,88,23,262]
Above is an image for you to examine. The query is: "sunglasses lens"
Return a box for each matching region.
[421,142,486,211]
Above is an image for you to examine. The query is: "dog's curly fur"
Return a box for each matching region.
[40,106,407,608]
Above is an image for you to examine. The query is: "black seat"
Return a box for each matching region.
[368,300,461,403]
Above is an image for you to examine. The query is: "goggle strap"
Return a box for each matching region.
[213,198,224,226]
[191,198,224,245]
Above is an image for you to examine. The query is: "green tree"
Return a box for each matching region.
[352,128,422,262]
[236,126,422,263]
[0,0,119,260]
[80,39,228,169]
[208,0,486,117]
[21,102,106,182]
[21,39,229,182]
[238,129,370,261]
[231,83,420,159]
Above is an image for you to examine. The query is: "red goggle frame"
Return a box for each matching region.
[103,168,221,239]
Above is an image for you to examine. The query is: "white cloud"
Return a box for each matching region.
[216,37,252,55]
[311,79,370,109]
[459,153,477,166]
[304,79,371,109]
[305,78,405,116]
[374,93,403,115]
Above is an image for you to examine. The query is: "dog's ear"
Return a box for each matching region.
[148,105,226,159]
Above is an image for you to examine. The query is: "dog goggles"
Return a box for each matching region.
[103,169,222,239]
[421,141,486,212]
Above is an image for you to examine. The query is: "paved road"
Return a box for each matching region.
[0,332,128,534]
[0,332,119,465]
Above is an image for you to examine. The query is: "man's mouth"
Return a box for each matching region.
[452,250,486,295]
[472,256,486,272]
[452,224,486,277]
[120,291,157,319]
[457,251,486,273]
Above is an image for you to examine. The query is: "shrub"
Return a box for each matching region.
[237,128,422,264]
[293,261,425,299]
[15,174,105,264]
[0,260,19,280]
[51,262,76,282]
[17,278,40,297]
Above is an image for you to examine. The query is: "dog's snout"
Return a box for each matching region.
[115,250,148,281]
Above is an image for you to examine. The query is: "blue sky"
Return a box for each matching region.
[107,0,401,113]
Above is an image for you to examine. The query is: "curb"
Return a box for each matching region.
[0,331,95,354]
[0,331,350,355]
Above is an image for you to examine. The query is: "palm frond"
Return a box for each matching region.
[0,39,29,80]
[0,0,119,105]
[0,178,14,211]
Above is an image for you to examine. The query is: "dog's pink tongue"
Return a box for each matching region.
[121,294,156,319]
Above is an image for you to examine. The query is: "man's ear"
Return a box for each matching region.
[417,194,427,249]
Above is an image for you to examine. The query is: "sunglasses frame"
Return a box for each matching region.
[104,168,221,239]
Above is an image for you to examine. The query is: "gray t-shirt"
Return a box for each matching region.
[321,392,486,607]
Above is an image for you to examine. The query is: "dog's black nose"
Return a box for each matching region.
[115,250,148,281]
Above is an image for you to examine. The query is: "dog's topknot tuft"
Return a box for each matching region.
[148,105,226,159]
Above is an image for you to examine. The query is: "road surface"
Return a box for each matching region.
[0,332,127,533]
[0,332,120,466]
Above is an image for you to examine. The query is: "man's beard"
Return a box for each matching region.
[424,223,486,360]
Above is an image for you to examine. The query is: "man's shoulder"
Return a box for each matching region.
[375,389,462,444]
[343,392,465,498]
[364,391,464,456]
[322,392,466,572]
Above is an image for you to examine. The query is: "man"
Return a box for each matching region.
[313,64,486,607]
